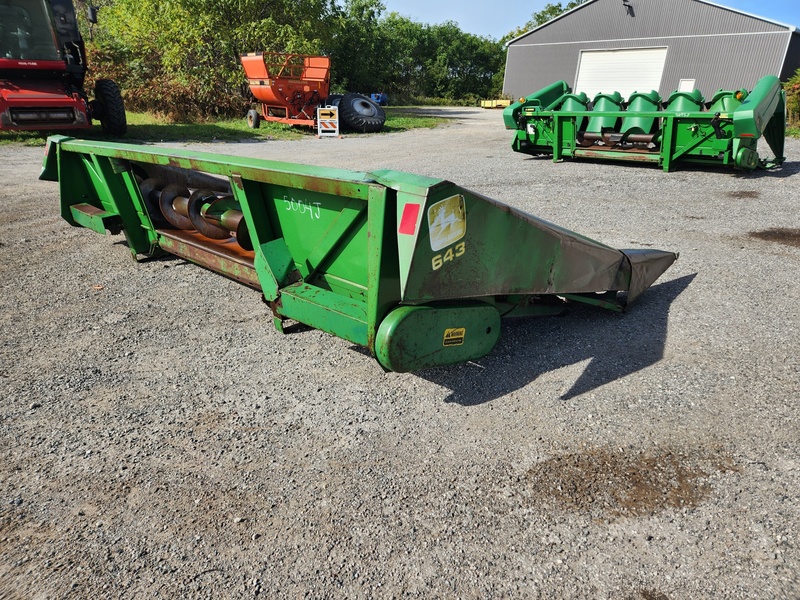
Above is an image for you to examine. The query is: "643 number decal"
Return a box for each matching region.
[432,242,465,271]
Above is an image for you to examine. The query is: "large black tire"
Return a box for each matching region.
[324,94,343,107]
[94,79,127,135]
[338,93,385,133]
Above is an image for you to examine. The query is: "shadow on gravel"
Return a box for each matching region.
[520,154,800,179]
[735,159,800,180]
[420,273,696,405]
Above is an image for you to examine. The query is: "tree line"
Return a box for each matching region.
[83,0,532,120]
[80,0,799,125]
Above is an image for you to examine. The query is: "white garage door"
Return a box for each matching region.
[575,47,667,99]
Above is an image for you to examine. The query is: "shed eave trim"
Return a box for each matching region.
[508,29,790,49]
[694,0,797,31]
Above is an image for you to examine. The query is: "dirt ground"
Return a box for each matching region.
[1,110,798,598]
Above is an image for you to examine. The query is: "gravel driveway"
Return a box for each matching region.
[1,108,798,599]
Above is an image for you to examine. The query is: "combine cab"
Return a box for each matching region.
[504,75,785,172]
[241,52,386,134]
[42,137,677,372]
[0,0,126,133]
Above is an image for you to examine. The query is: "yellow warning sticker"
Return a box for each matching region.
[443,327,466,347]
[428,195,466,252]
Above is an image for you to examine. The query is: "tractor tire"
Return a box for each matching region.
[246,109,260,129]
[324,94,343,107]
[338,93,385,133]
[94,79,127,135]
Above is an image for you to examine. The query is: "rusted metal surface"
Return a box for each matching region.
[159,184,192,229]
[187,190,230,240]
[157,229,260,289]
[575,149,661,162]
[579,132,657,145]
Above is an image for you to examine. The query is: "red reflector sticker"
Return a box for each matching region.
[740,133,754,137]
[398,203,421,235]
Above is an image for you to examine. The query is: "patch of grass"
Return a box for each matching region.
[0,130,50,146]
[382,108,447,132]
[0,108,449,146]
[786,124,800,138]
[125,113,304,143]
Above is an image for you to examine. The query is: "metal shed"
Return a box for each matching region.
[504,0,800,100]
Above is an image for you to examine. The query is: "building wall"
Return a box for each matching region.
[504,0,795,100]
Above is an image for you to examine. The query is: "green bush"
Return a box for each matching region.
[785,68,800,127]
[87,0,329,121]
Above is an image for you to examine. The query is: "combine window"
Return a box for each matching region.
[0,0,60,61]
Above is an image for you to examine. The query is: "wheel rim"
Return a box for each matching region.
[352,99,377,117]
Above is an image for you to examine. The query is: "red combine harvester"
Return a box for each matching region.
[240,52,385,133]
[0,0,126,134]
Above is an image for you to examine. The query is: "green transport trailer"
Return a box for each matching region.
[41,137,677,372]
[504,75,785,172]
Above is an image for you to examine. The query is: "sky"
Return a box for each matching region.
[379,0,800,40]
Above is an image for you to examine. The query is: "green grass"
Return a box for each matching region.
[0,108,448,146]
[787,125,800,138]
[381,108,446,132]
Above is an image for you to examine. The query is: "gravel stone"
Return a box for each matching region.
[0,108,798,598]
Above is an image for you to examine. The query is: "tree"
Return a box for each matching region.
[325,0,389,94]
[422,22,503,100]
[377,14,429,98]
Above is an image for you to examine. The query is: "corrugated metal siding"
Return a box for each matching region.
[514,0,786,45]
[660,34,788,95]
[504,0,793,99]
[504,45,583,100]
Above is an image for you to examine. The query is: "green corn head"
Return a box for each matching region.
[504,75,785,171]
[41,137,678,371]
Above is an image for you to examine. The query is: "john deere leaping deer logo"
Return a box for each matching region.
[427,195,466,252]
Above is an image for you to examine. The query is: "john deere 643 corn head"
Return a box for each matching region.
[42,137,677,371]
